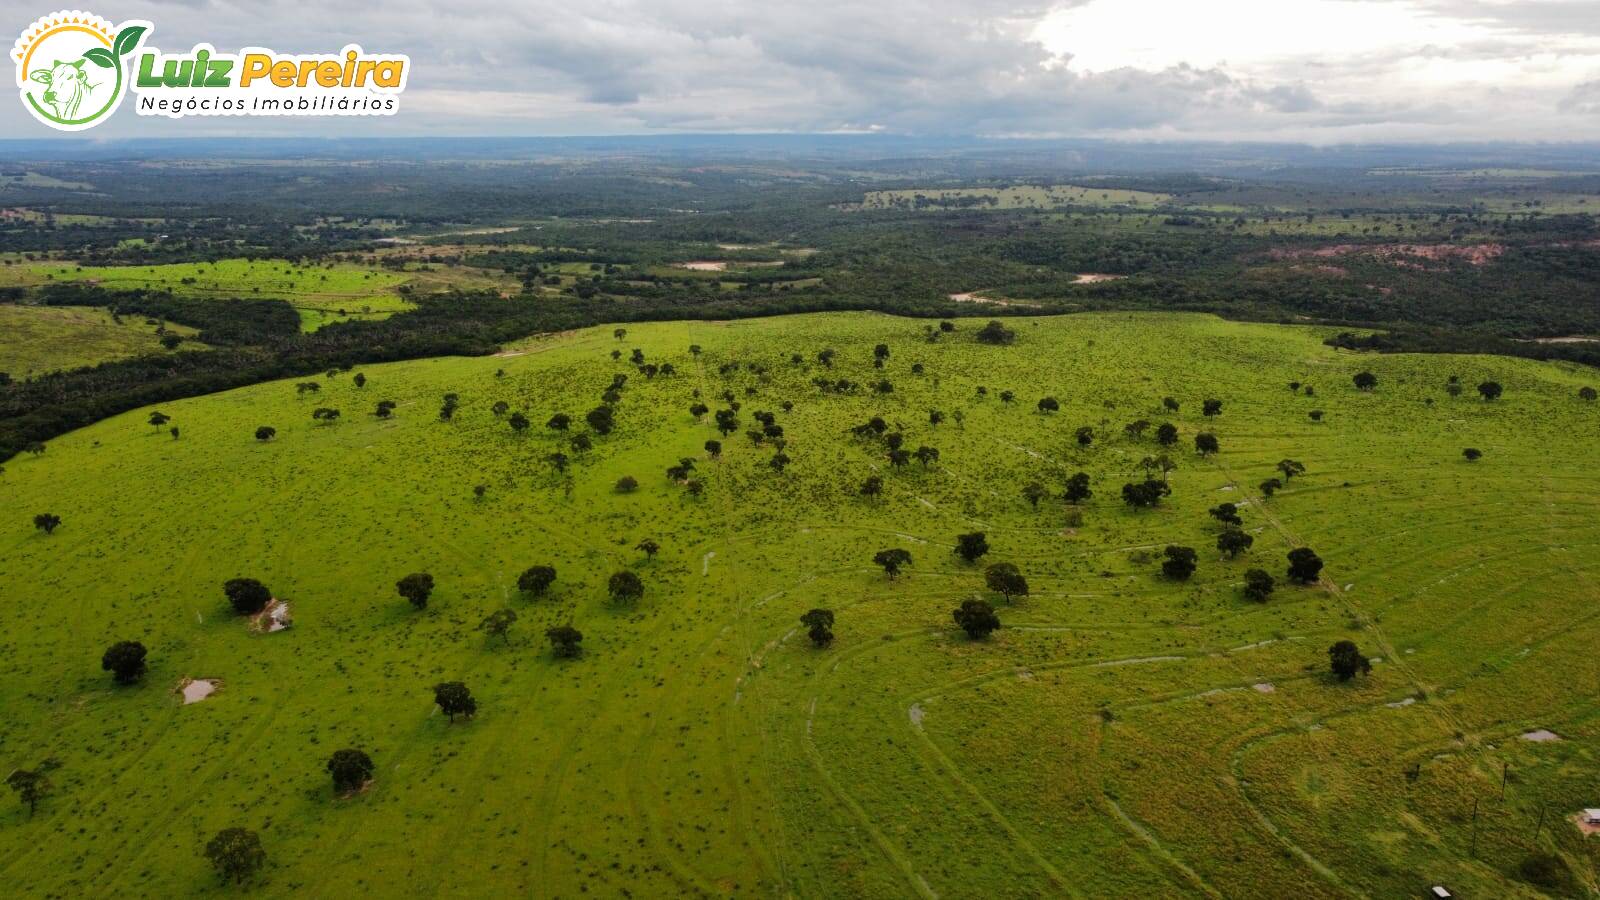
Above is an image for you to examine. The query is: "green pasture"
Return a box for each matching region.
[0,312,1597,897]
[0,259,413,331]
[0,305,201,378]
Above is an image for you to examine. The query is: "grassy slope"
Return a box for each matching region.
[0,312,1596,897]
[0,305,201,377]
[0,259,412,331]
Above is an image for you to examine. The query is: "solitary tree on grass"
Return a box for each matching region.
[224,578,272,615]
[1156,423,1178,446]
[984,563,1029,604]
[508,412,530,433]
[1202,399,1223,417]
[1287,547,1324,583]
[1276,459,1306,480]
[396,573,434,610]
[1161,545,1198,580]
[254,426,276,442]
[433,682,476,722]
[148,411,170,430]
[204,827,266,884]
[546,625,584,658]
[873,548,913,580]
[636,539,660,559]
[608,570,644,604]
[800,609,835,647]
[1462,447,1482,462]
[952,598,1000,639]
[101,640,148,684]
[327,748,374,794]
[33,513,61,534]
[1194,432,1219,456]
[1477,381,1503,401]
[1064,472,1092,505]
[518,565,556,598]
[954,532,990,563]
[6,769,49,816]
[1328,640,1371,680]
[1243,568,1275,602]
[480,608,517,644]
[1022,481,1047,508]
[1217,529,1254,559]
[1210,502,1242,526]
[1353,371,1377,392]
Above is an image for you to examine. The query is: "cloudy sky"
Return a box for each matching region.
[5,0,1600,141]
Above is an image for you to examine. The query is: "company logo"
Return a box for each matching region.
[12,11,147,130]
[13,10,409,131]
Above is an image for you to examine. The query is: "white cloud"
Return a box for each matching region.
[2,0,1598,141]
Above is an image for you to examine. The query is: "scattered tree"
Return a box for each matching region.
[6,769,49,816]
[636,539,660,559]
[608,570,644,604]
[101,640,148,684]
[800,608,835,647]
[224,577,272,615]
[433,681,476,722]
[254,426,276,442]
[480,608,517,644]
[1194,432,1219,456]
[1036,396,1059,414]
[1579,386,1597,402]
[546,624,584,658]
[1243,568,1275,602]
[396,573,434,610]
[1022,481,1047,508]
[1276,459,1306,480]
[148,411,171,430]
[32,512,61,534]
[1462,447,1482,462]
[861,475,884,498]
[1210,502,1242,526]
[1217,529,1254,559]
[1064,472,1092,505]
[1202,399,1223,417]
[1121,479,1170,508]
[327,748,374,794]
[1259,477,1283,498]
[954,532,990,564]
[1477,381,1503,401]
[204,827,266,884]
[1075,425,1094,446]
[1156,423,1178,446]
[1328,640,1371,681]
[952,598,1001,639]
[984,562,1029,604]
[517,565,556,598]
[975,320,1016,345]
[1353,371,1377,391]
[873,548,913,580]
[508,412,530,433]
[1287,547,1324,583]
[1161,545,1198,580]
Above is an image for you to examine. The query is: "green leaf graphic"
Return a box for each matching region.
[82,47,115,68]
[113,25,147,57]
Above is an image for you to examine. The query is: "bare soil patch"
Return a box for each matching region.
[1071,273,1124,284]
[678,261,727,271]
[1521,729,1563,742]
[250,598,292,633]
[177,677,220,704]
